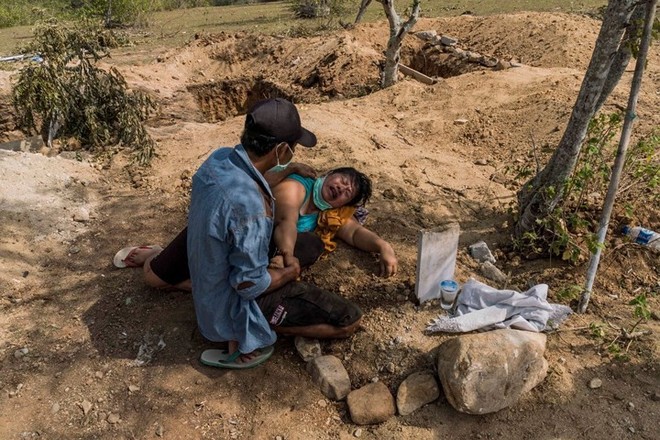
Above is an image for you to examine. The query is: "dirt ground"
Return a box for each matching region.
[1,12,659,440]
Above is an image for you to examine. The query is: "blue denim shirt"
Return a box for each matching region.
[187,145,277,353]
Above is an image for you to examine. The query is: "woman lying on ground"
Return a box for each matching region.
[270,167,398,278]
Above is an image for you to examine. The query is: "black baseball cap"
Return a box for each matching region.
[246,98,317,147]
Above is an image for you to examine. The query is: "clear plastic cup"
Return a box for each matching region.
[439,280,459,310]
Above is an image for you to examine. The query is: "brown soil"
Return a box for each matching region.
[1,12,659,440]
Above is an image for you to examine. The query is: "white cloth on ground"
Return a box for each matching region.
[426,278,572,333]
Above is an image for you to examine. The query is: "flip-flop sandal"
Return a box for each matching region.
[200,346,274,370]
[113,245,161,268]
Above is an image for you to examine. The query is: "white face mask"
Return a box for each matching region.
[268,143,293,173]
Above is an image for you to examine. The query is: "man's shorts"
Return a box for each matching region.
[257,281,363,328]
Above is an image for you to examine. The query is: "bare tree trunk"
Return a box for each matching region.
[355,0,372,24]
[380,0,421,88]
[105,0,113,28]
[595,4,646,112]
[515,0,638,238]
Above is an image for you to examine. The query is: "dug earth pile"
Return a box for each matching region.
[1,12,658,440]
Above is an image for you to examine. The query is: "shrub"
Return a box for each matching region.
[12,20,157,164]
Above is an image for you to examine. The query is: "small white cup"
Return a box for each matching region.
[439,280,459,310]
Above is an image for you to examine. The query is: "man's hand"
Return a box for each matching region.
[283,252,301,274]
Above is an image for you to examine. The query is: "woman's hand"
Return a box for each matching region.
[288,162,317,179]
[378,243,398,277]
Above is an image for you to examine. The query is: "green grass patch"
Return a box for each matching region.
[0,0,607,60]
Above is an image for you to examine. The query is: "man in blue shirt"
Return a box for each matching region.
[187,98,318,369]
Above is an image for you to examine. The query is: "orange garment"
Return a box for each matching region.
[315,206,356,252]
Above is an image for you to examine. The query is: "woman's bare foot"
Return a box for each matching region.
[123,245,163,267]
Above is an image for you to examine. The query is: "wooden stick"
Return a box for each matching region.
[399,64,436,85]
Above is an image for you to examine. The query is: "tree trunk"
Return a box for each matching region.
[595,4,645,112]
[515,0,638,238]
[380,0,421,88]
[355,0,372,24]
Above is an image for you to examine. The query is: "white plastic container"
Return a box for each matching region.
[621,225,660,253]
[439,280,459,310]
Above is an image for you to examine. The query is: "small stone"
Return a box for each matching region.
[107,413,120,424]
[453,118,468,125]
[385,362,396,374]
[396,372,440,416]
[80,399,93,415]
[628,427,635,433]
[440,35,457,46]
[469,241,496,263]
[627,402,635,411]
[156,424,164,437]
[480,261,507,284]
[307,355,351,401]
[589,378,602,389]
[95,371,104,379]
[347,382,396,425]
[414,30,437,41]
[474,158,488,166]
[14,348,29,359]
[72,207,90,222]
[275,436,283,440]
[51,403,60,414]
[128,384,140,392]
[317,399,327,408]
[651,392,660,402]
[295,336,322,362]
[354,428,363,437]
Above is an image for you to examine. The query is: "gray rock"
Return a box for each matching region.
[107,413,120,424]
[347,382,396,425]
[307,355,351,401]
[72,207,90,222]
[396,372,440,415]
[480,261,507,284]
[440,35,457,46]
[466,51,482,63]
[480,56,499,68]
[469,241,496,263]
[589,378,602,389]
[415,30,437,41]
[293,336,322,362]
[436,329,548,414]
[80,399,93,415]
[14,348,29,359]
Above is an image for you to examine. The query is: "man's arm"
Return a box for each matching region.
[336,217,398,277]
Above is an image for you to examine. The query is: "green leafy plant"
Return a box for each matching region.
[589,321,606,339]
[508,113,659,262]
[12,20,157,165]
[629,292,652,320]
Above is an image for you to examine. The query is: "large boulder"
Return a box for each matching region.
[436,329,548,414]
